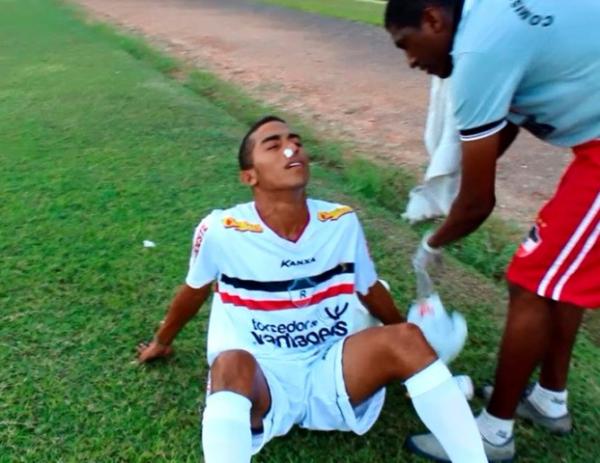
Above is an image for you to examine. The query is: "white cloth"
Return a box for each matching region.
[403,77,461,223]
[403,0,476,224]
[250,339,385,454]
[185,199,378,365]
[407,293,468,364]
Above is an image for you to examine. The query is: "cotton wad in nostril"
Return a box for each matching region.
[283,148,294,158]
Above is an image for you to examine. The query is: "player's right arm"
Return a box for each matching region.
[358,280,405,325]
[137,283,212,362]
[138,212,220,363]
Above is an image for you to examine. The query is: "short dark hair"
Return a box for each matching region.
[238,115,286,170]
[384,0,454,29]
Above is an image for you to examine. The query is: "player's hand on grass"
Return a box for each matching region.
[137,339,173,363]
[412,231,442,274]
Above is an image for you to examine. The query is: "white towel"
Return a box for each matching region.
[402,76,461,223]
[402,0,476,224]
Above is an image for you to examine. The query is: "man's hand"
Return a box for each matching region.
[137,339,174,363]
[426,131,506,249]
[412,232,442,274]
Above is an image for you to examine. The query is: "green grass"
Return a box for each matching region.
[260,0,385,25]
[1,0,599,461]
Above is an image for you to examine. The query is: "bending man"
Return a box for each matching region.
[384,0,600,461]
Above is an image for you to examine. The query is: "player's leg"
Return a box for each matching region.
[202,349,271,463]
[342,323,487,462]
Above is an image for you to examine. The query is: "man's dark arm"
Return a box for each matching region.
[498,122,519,158]
[358,280,405,325]
[427,125,514,248]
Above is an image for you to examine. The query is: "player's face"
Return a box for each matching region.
[246,121,310,191]
[387,8,454,78]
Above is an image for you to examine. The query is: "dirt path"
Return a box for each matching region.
[76,0,570,227]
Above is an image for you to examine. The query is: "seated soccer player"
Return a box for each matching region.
[137,116,486,463]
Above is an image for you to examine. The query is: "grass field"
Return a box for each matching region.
[1,0,599,461]
[260,0,385,25]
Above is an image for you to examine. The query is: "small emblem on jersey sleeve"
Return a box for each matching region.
[222,216,263,233]
[317,206,354,222]
[192,222,209,258]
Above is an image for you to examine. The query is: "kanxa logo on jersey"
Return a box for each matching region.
[250,303,349,349]
[281,257,316,268]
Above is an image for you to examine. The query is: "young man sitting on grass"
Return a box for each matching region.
[137,116,486,463]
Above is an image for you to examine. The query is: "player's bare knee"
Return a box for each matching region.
[387,323,436,369]
[396,322,431,352]
[210,349,257,394]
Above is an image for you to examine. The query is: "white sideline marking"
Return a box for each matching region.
[354,0,386,5]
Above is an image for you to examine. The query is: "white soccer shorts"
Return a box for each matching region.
[251,338,386,454]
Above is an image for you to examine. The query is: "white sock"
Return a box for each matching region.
[202,391,252,463]
[477,409,514,445]
[405,360,486,463]
[528,382,568,418]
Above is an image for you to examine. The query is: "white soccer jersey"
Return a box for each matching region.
[185,199,378,365]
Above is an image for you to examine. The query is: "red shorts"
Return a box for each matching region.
[506,139,600,309]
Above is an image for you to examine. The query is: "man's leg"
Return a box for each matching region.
[538,302,584,391]
[479,298,584,434]
[514,301,584,431]
[486,284,554,420]
[202,350,271,463]
[342,323,487,463]
[485,142,599,438]
[481,289,585,443]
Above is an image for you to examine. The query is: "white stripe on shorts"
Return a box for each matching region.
[537,192,600,299]
[552,220,600,301]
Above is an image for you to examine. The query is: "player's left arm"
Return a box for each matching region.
[358,280,405,325]
[427,132,502,248]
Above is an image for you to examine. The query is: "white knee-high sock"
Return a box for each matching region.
[405,360,487,463]
[202,391,252,463]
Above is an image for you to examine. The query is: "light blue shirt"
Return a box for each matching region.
[451,0,600,147]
